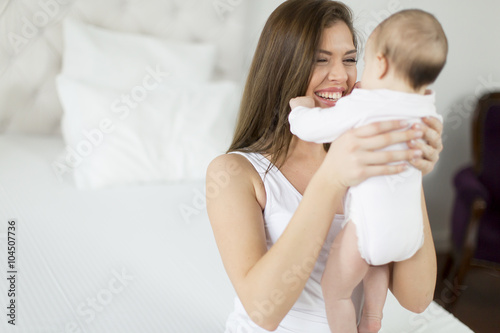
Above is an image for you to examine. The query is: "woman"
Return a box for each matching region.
[206,1,442,332]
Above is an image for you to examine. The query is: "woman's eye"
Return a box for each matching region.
[344,58,357,64]
[316,58,328,63]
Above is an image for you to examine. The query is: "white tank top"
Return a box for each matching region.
[224,152,364,333]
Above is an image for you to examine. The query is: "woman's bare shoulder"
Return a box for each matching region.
[206,153,266,209]
[207,153,254,179]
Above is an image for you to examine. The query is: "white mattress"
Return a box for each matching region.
[0,134,473,333]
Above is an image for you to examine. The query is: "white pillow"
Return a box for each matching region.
[61,19,217,89]
[55,75,239,189]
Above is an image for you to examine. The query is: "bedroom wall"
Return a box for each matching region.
[244,0,500,251]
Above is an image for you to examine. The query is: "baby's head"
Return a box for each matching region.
[361,9,448,93]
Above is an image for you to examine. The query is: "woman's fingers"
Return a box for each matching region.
[407,139,437,162]
[408,157,433,174]
[359,128,423,151]
[407,119,443,175]
[329,117,443,186]
[353,120,408,138]
[362,164,409,178]
[416,120,443,151]
[422,116,443,136]
[358,149,422,165]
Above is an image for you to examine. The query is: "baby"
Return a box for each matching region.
[288,9,447,333]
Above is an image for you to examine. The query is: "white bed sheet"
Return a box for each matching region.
[0,134,473,333]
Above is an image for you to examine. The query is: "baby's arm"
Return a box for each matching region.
[288,97,358,143]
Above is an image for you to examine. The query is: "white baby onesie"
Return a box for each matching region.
[288,89,443,265]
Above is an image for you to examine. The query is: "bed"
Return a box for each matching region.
[0,134,473,332]
[0,0,474,332]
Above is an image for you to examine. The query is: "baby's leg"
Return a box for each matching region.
[358,265,390,333]
[321,221,370,333]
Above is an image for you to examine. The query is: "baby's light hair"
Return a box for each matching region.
[371,9,448,90]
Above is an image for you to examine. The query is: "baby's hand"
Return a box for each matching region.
[290,96,315,110]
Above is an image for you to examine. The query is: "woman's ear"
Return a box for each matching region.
[375,53,389,79]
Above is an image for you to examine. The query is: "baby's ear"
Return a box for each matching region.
[375,53,389,79]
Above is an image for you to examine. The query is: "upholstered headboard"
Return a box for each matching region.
[0,0,247,135]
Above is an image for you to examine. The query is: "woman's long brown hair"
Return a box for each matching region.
[227,0,357,169]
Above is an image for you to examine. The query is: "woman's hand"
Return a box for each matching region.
[347,81,443,176]
[321,120,425,190]
[407,117,443,175]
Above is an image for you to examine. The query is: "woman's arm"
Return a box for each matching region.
[389,187,437,313]
[388,115,442,312]
[207,154,346,331]
[207,121,424,330]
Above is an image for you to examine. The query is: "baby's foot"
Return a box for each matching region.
[358,314,382,333]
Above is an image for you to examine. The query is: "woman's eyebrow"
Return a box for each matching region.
[318,49,357,56]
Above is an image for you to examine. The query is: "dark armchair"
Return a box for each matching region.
[442,92,500,311]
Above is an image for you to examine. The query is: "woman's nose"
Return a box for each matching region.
[327,61,348,83]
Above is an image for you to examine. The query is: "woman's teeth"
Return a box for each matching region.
[316,91,342,101]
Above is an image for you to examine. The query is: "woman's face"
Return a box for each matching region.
[306,22,357,108]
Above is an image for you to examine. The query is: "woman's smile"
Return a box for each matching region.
[314,86,346,107]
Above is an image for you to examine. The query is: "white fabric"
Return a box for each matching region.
[0,134,473,332]
[0,134,235,333]
[0,0,247,135]
[56,75,239,189]
[289,89,443,265]
[61,19,217,88]
[54,18,240,189]
[225,152,364,333]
